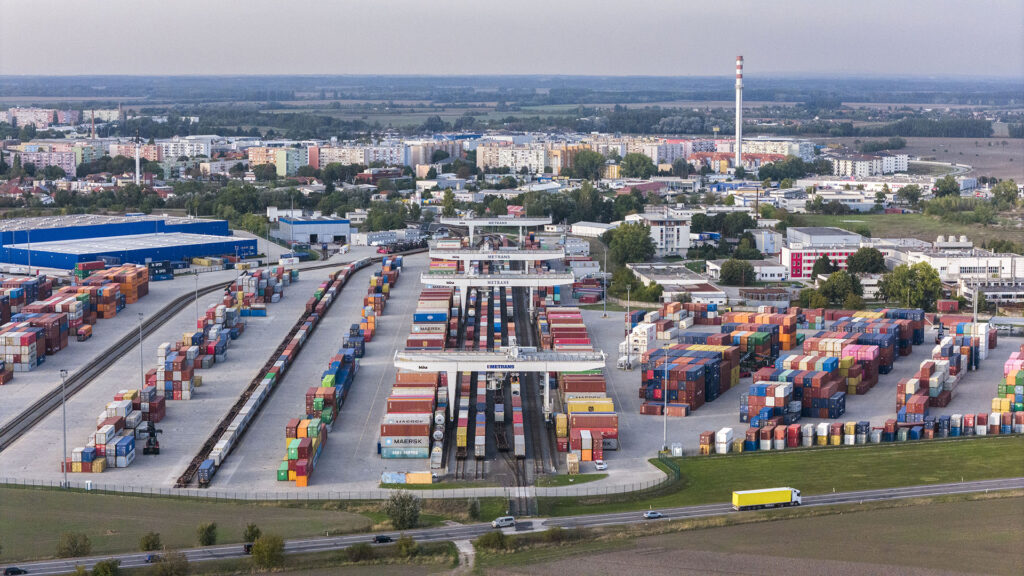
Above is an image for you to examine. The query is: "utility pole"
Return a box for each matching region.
[60,368,68,488]
[194,271,200,325]
[602,245,608,318]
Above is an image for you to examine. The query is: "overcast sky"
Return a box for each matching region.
[1,0,1022,77]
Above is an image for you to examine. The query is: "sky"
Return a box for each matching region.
[1,0,1022,78]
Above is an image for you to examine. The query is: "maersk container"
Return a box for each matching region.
[381,446,431,459]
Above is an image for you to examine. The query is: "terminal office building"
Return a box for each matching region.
[270,216,351,245]
[0,214,256,270]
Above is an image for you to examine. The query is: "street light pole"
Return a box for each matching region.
[194,271,200,326]
[138,313,144,388]
[60,368,68,488]
[662,343,669,452]
[602,246,608,318]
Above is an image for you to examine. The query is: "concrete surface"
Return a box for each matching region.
[213,252,431,491]
[0,266,339,485]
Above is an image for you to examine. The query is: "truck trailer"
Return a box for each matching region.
[732,487,802,511]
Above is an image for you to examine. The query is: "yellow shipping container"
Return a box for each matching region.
[566,398,614,414]
[406,472,433,485]
[555,413,568,438]
[456,428,468,448]
[288,470,296,481]
[816,435,828,446]
[829,434,841,446]
[72,462,82,473]
[91,459,106,473]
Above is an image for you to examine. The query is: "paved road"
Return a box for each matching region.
[10,477,1023,575]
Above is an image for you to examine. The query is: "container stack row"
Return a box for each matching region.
[998,344,1024,413]
[379,371,442,460]
[64,385,167,473]
[638,343,740,415]
[405,287,457,351]
[199,263,358,486]
[721,311,799,351]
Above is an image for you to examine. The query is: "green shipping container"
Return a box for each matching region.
[287,439,300,460]
[322,374,335,387]
[320,407,334,424]
[277,461,289,481]
[313,397,324,411]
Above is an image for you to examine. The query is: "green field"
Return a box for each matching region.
[535,474,608,488]
[0,486,505,562]
[485,494,1024,576]
[539,435,1024,516]
[799,212,1024,245]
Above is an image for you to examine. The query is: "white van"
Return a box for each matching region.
[491,516,516,528]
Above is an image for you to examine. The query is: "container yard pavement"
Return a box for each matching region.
[580,308,1024,460]
[214,252,432,491]
[0,267,331,486]
[0,269,248,430]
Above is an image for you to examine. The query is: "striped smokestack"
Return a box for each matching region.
[735,56,743,170]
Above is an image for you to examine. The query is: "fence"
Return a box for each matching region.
[0,466,678,502]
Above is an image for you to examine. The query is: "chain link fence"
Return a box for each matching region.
[1,467,676,501]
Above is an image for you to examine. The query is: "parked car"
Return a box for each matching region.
[643,510,664,519]
[491,516,516,528]
[373,535,394,544]
[594,460,608,471]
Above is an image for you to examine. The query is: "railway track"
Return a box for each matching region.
[0,277,234,452]
[175,248,427,488]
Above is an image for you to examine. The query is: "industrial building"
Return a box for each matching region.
[0,214,252,269]
[271,216,351,245]
[781,226,864,280]
[4,233,256,269]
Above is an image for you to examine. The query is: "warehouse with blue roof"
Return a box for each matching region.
[0,214,256,269]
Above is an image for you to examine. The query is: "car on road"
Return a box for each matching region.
[143,554,163,564]
[643,510,664,519]
[594,460,608,471]
[491,516,516,528]
[4,568,28,575]
[243,543,253,554]
[373,535,394,543]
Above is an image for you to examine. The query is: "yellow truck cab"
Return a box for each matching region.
[732,487,802,511]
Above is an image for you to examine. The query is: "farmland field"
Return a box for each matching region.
[824,136,1023,181]
[486,495,1024,575]
[798,213,1024,246]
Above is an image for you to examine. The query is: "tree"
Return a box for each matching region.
[467,498,481,521]
[152,551,189,576]
[933,175,960,198]
[798,288,817,308]
[819,271,862,305]
[252,164,277,181]
[780,178,794,189]
[243,523,262,543]
[431,149,450,163]
[607,222,656,266]
[723,194,735,206]
[846,247,886,274]
[57,532,91,557]
[384,491,421,530]
[808,291,828,309]
[719,259,756,286]
[90,559,120,576]
[808,194,825,213]
[139,531,161,552]
[734,166,746,179]
[620,153,656,178]
[396,534,419,558]
[896,184,922,206]
[196,522,217,546]
[475,530,512,551]
[425,166,437,179]
[879,262,943,311]
[844,293,865,310]
[488,196,508,216]
[991,179,1019,208]
[441,190,456,217]
[811,255,836,278]
[347,543,375,562]
[874,187,888,210]
[421,189,433,201]
[251,534,285,569]
[569,149,605,181]
[42,165,66,180]
[733,238,762,260]
[671,158,691,178]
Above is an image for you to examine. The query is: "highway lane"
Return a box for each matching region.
[9,477,1023,575]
